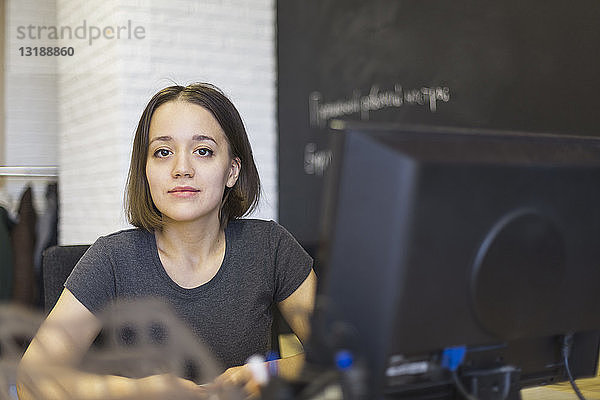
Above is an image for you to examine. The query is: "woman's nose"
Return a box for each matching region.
[172,154,194,178]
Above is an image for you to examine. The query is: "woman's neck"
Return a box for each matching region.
[154,218,226,273]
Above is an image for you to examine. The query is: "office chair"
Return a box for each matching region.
[42,245,90,312]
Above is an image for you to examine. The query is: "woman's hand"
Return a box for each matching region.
[18,367,209,400]
[213,364,262,399]
[136,374,210,399]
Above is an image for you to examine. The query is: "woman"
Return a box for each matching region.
[18,83,317,399]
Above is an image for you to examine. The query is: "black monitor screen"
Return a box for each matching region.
[308,122,600,399]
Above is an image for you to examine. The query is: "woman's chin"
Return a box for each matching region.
[162,212,218,225]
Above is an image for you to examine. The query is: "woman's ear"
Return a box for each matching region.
[226,157,241,188]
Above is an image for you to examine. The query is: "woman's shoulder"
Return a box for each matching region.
[228,218,275,229]
[227,219,303,252]
[75,228,155,269]
[92,227,152,251]
[227,218,287,237]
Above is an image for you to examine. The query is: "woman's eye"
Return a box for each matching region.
[154,149,172,158]
[195,148,214,157]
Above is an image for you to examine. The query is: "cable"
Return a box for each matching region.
[451,370,479,400]
[442,346,479,400]
[562,333,586,400]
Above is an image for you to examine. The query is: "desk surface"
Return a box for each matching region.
[522,362,600,400]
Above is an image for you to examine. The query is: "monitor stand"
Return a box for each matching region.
[462,365,521,400]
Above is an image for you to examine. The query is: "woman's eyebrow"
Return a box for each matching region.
[149,134,217,145]
[192,134,217,144]
[149,135,172,145]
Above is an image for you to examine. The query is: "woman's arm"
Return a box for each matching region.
[21,288,102,367]
[17,288,99,399]
[276,268,317,379]
[17,289,204,400]
[215,269,317,396]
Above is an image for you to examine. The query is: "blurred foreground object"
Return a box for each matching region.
[0,304,40,400]
[3,300,244,399]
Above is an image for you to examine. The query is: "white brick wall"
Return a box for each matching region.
[55,0,277,244]
[3,0,59,216]
[56,0,126,244]
[3,0,276,244]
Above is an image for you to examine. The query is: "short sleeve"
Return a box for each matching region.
[64,236,116,313]
[271,221,313,302]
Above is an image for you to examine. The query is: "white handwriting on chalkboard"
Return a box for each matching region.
[304,142,333,176]
[309,84,451,128]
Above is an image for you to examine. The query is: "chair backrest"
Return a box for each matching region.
[42,245,90,312]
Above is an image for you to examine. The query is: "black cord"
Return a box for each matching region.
[562,333,586,400]
[564,356,586,400]
[451,370,479,400]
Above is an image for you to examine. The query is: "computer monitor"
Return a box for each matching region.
[307,122,600,399]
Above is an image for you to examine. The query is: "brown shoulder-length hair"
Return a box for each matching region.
[125,83,261,231]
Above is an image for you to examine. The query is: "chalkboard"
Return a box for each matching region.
[277,0,600,248]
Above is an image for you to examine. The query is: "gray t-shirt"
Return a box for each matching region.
[65,219,313,368]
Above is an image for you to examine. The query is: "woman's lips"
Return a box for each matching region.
[168,186,200,198]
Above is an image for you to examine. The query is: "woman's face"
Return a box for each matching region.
[145,100,240,226]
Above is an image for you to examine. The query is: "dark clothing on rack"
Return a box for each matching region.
[34,183,59,306]
[11,186,37,305]
[0,206,14,301]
